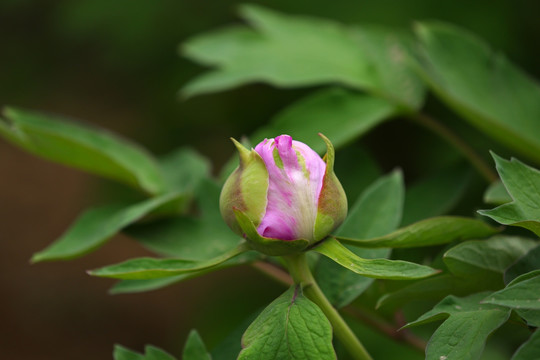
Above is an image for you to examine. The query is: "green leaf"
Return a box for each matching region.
[251,88,397,154]
[316,171,403,307]
[182,330,211,360]
[401,163,472,225]
[404,293,511,360]
[314,237,438,280]
[482,271,540,310]
[338,216,498,249]
[88,242,252,280]
[127,180,243,260]
[415,22,540,163]
[109,252,260,294]
[31,192,184,262]
[483,180,512,206]
[505,244,540,283]
[159,148,211,193]
[182,5,424,110]
[478,153,540,237]
[113,345,144,360]
[238,286,335,360]
[145,345,177,360]
[444,236,537,282]
[512,330,540,360]
[0,107,166,195]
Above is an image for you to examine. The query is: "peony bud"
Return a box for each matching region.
[220,134,347,255]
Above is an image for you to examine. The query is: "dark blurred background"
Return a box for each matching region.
[1,1,539,359]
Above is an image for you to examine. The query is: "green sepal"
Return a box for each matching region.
[313,133,348,241]
[233,208,309,256]
[220,138,269,234]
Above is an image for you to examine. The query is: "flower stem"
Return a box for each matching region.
[284,253,373,360]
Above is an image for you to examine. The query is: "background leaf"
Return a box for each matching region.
[443,235,537,284]
[479,153,540,237]
[238,286,335,360]
[126,180,243,260]
[251,88,397,153]
[405,293,511,360]
[31,192,184,262]
[0,107,166,194]
[316,171,404,307]
[158,148,211,193]
[182,5,424,109]
[401,162,471,225]
[379,236,536,308]
[415,22,540,164]
[182,330,211,360]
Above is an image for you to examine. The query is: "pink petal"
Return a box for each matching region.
[254,135,326,240]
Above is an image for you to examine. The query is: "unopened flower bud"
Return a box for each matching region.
[220,134,347,255]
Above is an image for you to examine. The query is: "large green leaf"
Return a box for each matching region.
[314,237,438,280]
[482,271,540,310]
[88,242,252,280]
[182,330,211,360]
[31,192,184,262]
[182,5,424,110]
[338,216,497,249]
[478,154,540,237]
[238,286,335,360]
[316,171,403,307]
[126,180,243,260]
[401,163,471,225]
[0,107,166,194]
[251,88,397,154]
[415,23,540,164]
[404,293,511,360]
[511,329,540,360]
[444,236,537,283]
